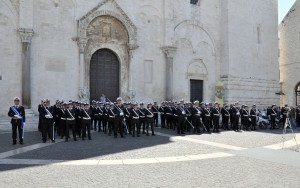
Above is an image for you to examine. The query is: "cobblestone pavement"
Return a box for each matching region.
[0,117,299,188]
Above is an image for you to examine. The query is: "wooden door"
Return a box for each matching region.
[190,80,203,102]
[90,49,120,102]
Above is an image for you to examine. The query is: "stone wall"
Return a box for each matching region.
[0,0,280,115]
[279,1,300,106]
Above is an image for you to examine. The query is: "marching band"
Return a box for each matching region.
[7,97,300,145]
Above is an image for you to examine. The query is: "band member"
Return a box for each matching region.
[103,102,110,134]
[241,105,250,131]
[8,97,25,145]
[159,102,166,128]
[232,103,240,132]
[221,104,230,130]
[176,99,186,135]
[250,104,257,130]
[211,102,220,133]
[203,103,212,133]
[131,103,140,137]
[152,102,159,127]
[138,103,146,134]
[53,100,61,136]
[165,102,173,129]
[172,102,178,130]
[145,103,155,136]
[113,97,125,138]
[74,101,82,137]
[81,103,92,140]
[59,103,68,139]
[191,100,202,134]
[185,102,193,132]
[96,102,105,132]
[90,100,97,131]
[39,99,55,143]
[124,102,132,134]
[107,103,115,136]
[65,102,77,142]
[270,104,277,129]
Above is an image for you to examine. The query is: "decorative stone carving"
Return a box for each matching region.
[78,0,138,46]
[77,38,87,53]
[162,46,177,58]
[18,28,34,43]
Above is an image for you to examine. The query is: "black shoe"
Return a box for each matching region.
[74,139,77,141]
[65,139,68,142]
[13,141,16,145]
[20,141,24,145]
[132,135,135,137]
[88,137,92,140]
[42,140,46,143]
[114,135,117,138]
[152,134,155,136]
[82,138,84,141]
[52,140,55,143]
[146,133,149,136]
[137,134,140,137]
[142,132,146,134]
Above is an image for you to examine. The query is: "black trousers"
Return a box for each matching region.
[41,118,54,141]
[125,118,131,134]
[270,116,276,129]
[154,114,158,127]
[66,120,76,140]
[140,118,146,133]
[11,119,23,143]
[212,116,220,132]
[251,117,256,130]
[233,116,239,131]
[177,116,186,134]
[204,116,211,132]
[242,117,249,130]
[166,115,173,129]
[131,119,140,136]
[160,114,166,127]
[75,118,82,137]
[102,118,108,133]
[192,116,201,133]
[222,117,229,130]
[113,117,124,137]
[58,119,66,138]
[82,119,91,139]
[146,118,155,135]
[97,117,105,131]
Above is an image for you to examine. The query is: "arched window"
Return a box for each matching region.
[296,83,300,106]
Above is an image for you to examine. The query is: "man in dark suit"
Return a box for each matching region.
[8,97,26,145]
[176,99,187,135]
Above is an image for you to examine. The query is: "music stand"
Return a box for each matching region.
[282,117,299,152]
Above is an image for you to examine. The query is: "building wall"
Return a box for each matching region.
[0,0,280,115]
[221,0,279,108]
[0,0,21,116]
[279,1,300,106]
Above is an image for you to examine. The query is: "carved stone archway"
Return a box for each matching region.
[77,0,138,101]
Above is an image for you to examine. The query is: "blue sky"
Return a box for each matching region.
[278,0,296,23]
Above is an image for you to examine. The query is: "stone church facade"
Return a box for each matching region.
[279,0,300,106]
[0,0,279,115]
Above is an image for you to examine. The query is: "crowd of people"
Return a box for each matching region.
[7,97,300,145]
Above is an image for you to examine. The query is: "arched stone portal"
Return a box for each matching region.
[77,0,138,101]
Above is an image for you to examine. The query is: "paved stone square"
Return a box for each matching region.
[0,117,300,188]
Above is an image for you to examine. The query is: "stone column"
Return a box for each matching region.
[162,46,177,100]
[78,38,87,101]
[18,28,34,109]
[127,43,139,100]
